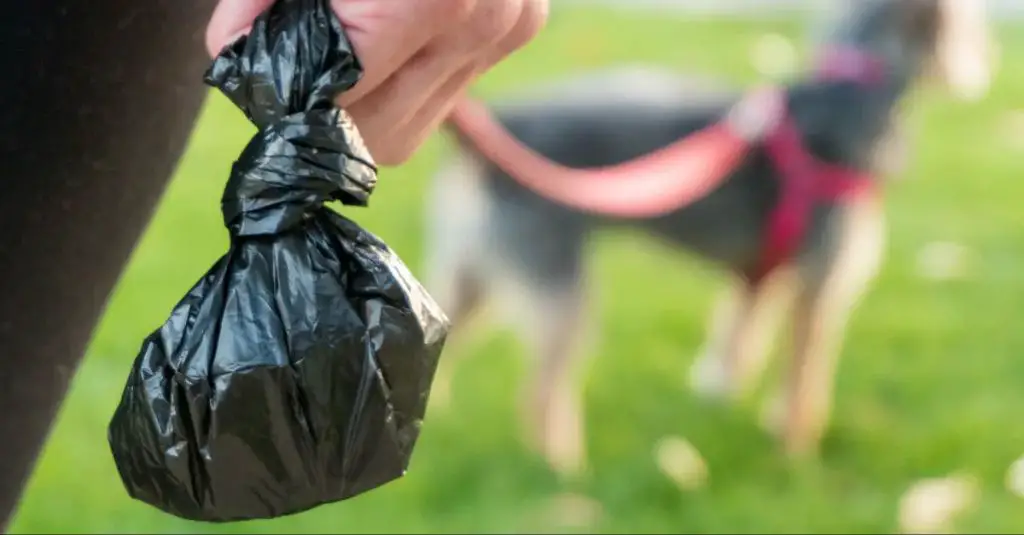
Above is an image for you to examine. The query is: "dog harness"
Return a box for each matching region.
[746,47,884,282]
[446,47,885,283]
[748,107,872,282]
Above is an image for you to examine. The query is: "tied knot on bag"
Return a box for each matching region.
[204,0,378,237]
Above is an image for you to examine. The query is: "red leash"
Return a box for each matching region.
[445,46,885,280]
[446,97,760,218]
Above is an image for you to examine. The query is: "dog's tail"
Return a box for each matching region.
[444,90,783,218]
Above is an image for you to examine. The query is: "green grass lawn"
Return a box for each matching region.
[11,6,1024,534]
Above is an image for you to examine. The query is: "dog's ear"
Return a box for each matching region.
[899,0,943,45]
[898,0,943,84]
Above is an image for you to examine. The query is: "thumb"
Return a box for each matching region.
[205,0,275,57]
[329,0,462,105]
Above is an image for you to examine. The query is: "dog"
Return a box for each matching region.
[423,0,996,476]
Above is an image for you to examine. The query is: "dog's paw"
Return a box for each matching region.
[524,388,588,480]
[688,350,730,401]
[542,402,587,480]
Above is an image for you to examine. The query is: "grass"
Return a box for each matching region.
[10,6,1024,533]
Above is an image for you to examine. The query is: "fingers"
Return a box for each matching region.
[369,0,550,164]
[342,0,519,129]
[205,0,549,166]
[205,0,459,71]
[347,0,548,165]
[343,0,523,164]
[357,64,480,166]
[331,0,472,104]
[206,0,274,56]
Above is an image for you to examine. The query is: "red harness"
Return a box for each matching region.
[746,47,885,282]
[748,112,873,282]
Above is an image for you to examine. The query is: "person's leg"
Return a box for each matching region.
[0,2,213,525]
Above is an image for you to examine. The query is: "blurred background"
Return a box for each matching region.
[10,0,1024,533]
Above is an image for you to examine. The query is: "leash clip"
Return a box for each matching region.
[725,86,786,143]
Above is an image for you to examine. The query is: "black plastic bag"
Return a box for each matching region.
[107,0,449,522]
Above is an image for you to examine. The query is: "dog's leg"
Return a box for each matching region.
[729,270,797,398]
[690,270,796,402]
[423,151,494,408]
[689,282,744,400]
[777,197,886,458]
[518,280,591,478]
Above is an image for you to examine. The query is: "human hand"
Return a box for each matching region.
[207,0,548,166]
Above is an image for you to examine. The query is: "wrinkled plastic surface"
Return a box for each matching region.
[107,0,450,522]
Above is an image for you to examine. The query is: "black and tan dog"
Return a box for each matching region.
[424,0,996,475]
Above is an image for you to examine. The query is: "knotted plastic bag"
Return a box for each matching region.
[107,0,450,522]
